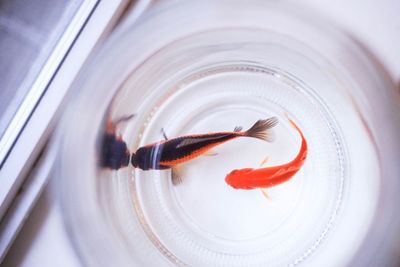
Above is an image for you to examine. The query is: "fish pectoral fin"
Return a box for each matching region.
[171,166,183,185]
[259,156,270,167]
[261,189,272,200]
[203,150,218,157]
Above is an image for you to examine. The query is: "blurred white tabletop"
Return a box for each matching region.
[2,0,399,266]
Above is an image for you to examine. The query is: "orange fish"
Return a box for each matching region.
[131,117,278,184]
[225,117,307,191]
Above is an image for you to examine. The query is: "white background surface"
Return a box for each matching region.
[3,0,399,266]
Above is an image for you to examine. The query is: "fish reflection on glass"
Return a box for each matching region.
[131,117,278,184]
[100,115,134,170]
[225,117,307,197]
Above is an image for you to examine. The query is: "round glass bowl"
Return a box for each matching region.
[56,1,400,267]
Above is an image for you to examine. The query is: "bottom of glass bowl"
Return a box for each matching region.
[130,65,345,266]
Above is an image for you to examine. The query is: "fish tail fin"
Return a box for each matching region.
[244,117,278,142]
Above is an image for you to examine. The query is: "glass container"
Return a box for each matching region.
[56,1,400,266]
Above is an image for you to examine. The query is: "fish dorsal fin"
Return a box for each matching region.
[176,136,216,148]
[176,134,231,148]
[233,126,243,132]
